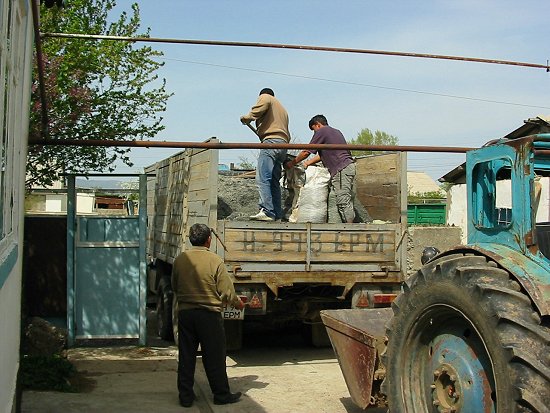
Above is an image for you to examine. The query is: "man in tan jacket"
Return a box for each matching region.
[172,223,244,407]
[240,88,290,222]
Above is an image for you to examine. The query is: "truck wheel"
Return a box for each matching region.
[382,253,550,413]
[156,278,174,341]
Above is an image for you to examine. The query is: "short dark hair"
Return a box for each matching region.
[259,88,275,96]
[188,223,211,246]
[309,114,328,129]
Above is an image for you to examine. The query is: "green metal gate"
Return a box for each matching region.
[407,203,446,226]
[66,175,147,346]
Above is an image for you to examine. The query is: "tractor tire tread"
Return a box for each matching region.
[382,252,550,413]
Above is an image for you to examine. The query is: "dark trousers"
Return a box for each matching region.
[177,309,231,401]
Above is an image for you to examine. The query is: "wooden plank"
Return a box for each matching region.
[223,226,395,264]
[225,250,392,263]
[356,153,402,223]
[188,164,210,184]
[187,199,210,218]
[189,147,212,164]
[187,188,211,203]
[223,229,395,244]
[225,250,307,262]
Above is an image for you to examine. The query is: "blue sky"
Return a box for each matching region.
[110,0,550,181]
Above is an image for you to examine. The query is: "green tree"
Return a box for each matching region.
[348,128,399,156]
[237,156,254,170]
[27,0,172,188]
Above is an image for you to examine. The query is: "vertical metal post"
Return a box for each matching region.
[306,222,311,271]
[66,175,76,347]
[398,152,408,269]
[138,173,147,345]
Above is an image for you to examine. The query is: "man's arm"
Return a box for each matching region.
[303,154,321,168]
[284,150,314,170]
[216,263,244,309]
[240,95,269,124]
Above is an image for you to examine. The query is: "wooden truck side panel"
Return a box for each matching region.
[146,142,219,266]
[221,222,399,266]
[356,152,406,223]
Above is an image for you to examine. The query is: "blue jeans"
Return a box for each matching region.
[256,138,287,219]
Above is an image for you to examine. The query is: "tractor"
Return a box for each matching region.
[322,133,550,412]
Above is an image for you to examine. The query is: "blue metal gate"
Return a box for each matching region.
[66,175,147,346]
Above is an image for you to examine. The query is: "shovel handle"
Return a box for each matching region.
[245,122,261,140]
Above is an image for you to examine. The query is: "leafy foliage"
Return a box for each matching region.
[407,190,446,204]
[19,355,76,392]
[237,156,254,170]
[28,0,172,188]
[348,128,399,156]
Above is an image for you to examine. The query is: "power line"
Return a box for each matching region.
[157,56,550,109]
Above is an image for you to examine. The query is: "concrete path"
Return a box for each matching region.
[21,345,375,413]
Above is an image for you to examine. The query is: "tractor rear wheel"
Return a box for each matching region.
[382,253,550,413]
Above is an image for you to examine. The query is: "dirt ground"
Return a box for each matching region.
[20,173,386,412]
[21,310,386,413]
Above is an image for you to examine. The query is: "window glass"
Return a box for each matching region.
[471,158,512,229]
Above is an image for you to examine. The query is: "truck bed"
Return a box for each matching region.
[146,139,407,299]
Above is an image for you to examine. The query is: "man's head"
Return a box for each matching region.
[309,114,328,131]
[188,223,211,247]
[259,88,275,97]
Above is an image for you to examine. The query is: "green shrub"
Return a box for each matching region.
[19,355,76,392]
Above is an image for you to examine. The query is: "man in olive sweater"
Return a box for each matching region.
[240,88,290,222]
[172,223,244,407]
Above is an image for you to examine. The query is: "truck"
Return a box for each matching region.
[321,133,550,412]
[145,138,407,347]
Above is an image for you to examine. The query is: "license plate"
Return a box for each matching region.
[222,305,245,320]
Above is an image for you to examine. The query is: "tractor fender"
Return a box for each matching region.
[437,244,550,316]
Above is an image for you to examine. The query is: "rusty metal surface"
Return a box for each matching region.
[320,308,393,409]
[28,138,475,153]
[42,32,550,71]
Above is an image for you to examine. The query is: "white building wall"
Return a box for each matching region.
[44,192,95,213]
[446,184,468,243]
[536,178,550,222]
[45,194,64,212]
[0,1,33,411]
[447,177,550,244]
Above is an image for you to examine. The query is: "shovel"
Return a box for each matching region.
[244,122,261,141]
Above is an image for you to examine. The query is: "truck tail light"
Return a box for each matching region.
[355,292,370,308]
[373,294,397,305]
[248,293,263,309]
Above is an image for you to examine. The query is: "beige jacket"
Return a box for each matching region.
[243,94,290,142]
[171,246,240,312]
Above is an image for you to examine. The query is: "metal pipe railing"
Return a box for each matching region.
[41,32,550,71]
[28,138,475,153]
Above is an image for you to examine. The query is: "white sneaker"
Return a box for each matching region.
[250,210,274,221]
